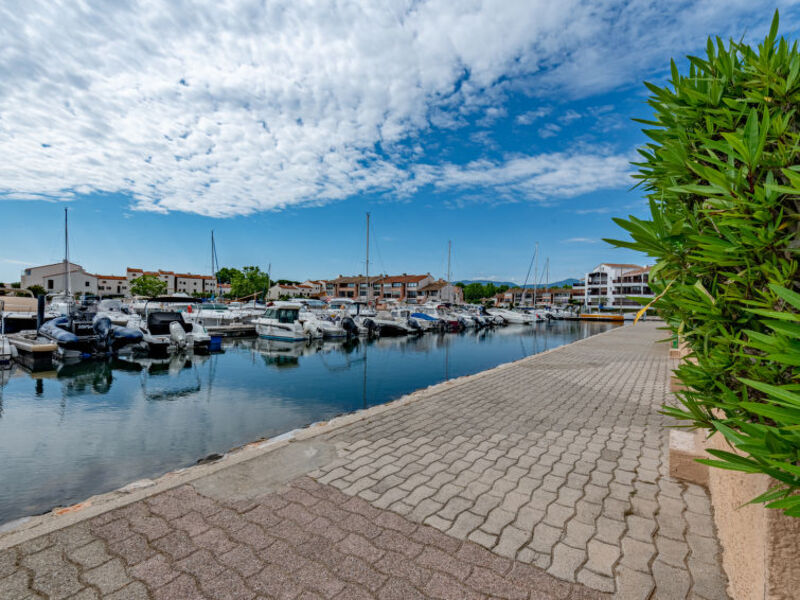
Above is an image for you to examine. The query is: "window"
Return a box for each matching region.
[408,282,417,288]
[48,280,54,289]
[85,281,90,287]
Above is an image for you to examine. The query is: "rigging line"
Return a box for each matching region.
[371,222,388,276]
[520,243,537,302]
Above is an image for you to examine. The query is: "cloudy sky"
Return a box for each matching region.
[1,1,797,283]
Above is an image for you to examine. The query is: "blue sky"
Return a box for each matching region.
[1,1,798,284]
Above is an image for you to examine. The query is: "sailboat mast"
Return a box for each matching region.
[365,212,370,305]
[532,242,538,307]
[64,208,72,298]
[211,230,216,299]
[447,241,451,283]
[545,258,550,304]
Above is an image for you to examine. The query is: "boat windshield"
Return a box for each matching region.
[264,308,299,323]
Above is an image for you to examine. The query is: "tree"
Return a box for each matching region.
[28,284,46,297]
[10,282,20,288]
[230,266,270,299]
[215,267,241,285]
[130,274,167,298]
[606,11,800,516]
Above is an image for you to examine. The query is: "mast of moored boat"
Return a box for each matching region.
[211,230,218,300]
[64,208,72,301]
[533,242,538,308]
[447,240,452,285]
[365,212,370,306]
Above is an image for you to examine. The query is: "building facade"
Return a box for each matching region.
[21,262,98,295]
[583,263,653,308]
[416,279,464,304]
[96,275,129,296]
[266,283,314,300]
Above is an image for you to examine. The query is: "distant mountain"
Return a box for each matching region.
[457,278,581,289]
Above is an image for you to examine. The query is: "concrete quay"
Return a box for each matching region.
[0,321,729,599]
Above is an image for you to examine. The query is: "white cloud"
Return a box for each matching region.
[562,237,598,243]
[0,1,791,216]
[558,109,583,124]
[538,123,562,138]
[412,149,634,202]
[516,107,552,125]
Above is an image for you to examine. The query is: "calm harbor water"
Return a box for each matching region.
[0,320,619,525]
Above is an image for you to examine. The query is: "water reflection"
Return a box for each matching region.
[0,321,619,524]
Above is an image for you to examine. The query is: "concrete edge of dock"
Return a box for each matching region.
[0,323,637,549]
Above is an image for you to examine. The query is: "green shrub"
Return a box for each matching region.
[606,11,800,515]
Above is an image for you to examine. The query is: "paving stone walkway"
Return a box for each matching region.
[311,322,728,599]
[0,321,729,599]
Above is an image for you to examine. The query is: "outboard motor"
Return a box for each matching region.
[361,318,378,337]
[406,318,422,334]
[92,314,113,352]
[169,320,188,350]
[303,321,322,339]
[341,317,358,337]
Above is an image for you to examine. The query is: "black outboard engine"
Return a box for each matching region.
[361,318,378,337]
[341,317,358,337]
[92,314,113,352]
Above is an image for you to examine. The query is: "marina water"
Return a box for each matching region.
[0,321,618,525]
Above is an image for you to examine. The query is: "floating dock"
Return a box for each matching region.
[579,313,625,322]
[205,323,256,337]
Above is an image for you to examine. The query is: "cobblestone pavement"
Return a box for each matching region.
[312,322,728,599]
[0,478,603,599]
[0,322,729,599]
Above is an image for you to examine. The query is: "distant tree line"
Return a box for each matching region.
[455,282,511,303]
[215,266,301,299]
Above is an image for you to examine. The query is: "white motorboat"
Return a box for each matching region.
[254,302,310,341]
[134,298,212,355]
[182,302,245,327]
[488,308,535,324]
[0,288,39,333]
[96,299,136,326]
[327,299,380,336]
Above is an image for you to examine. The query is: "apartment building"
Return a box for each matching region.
[328,274,435,303]
[96,275,129,296]
[301,280,327,295]
[416,279,464,304]
[584,263,653,308]
[266,283,315,300]
[126,268,216,295]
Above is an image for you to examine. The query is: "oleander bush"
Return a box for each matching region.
[606,11,800,516]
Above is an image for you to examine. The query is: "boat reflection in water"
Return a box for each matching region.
[0,320,619,525]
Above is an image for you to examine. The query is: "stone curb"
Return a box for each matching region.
[0,322,636,549]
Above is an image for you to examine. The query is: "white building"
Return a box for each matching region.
[266,283,314,300]
[301,280,327,295]
[96,275,129,296]
[126,268,216,296]
[584,263,653,309]
[21,262,97,295]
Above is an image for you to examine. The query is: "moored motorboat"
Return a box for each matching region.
[134,297,213,355]
[254,302,309,341]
